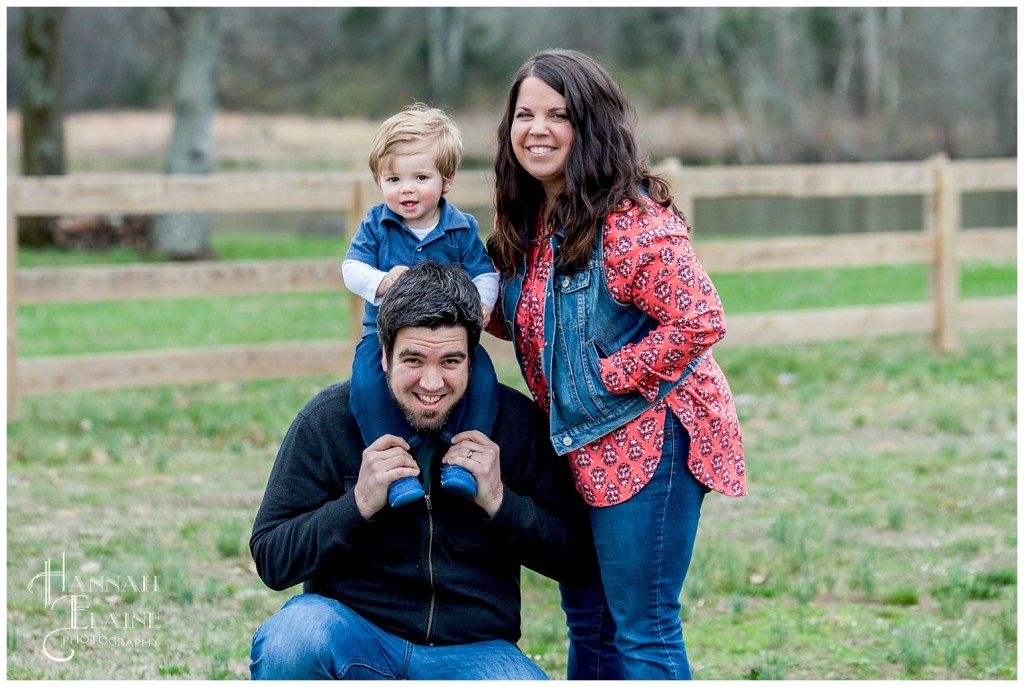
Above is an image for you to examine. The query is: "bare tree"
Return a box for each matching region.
[19,7,66,247]
[860,7,883,121]
[153,8,220,260]
[427,7,468,106]
[879,8,904,150]
[60,8,175,110]
[991,7,1017,156]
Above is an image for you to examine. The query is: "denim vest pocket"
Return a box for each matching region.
[576,339,617,417]
[551,269,591,332]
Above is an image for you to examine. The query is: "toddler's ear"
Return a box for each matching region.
[443,174,455,194]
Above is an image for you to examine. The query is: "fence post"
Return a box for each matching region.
[346,176,374,346]
[8,194,19,421]
[929,153,961,353]
[660,157,695,229]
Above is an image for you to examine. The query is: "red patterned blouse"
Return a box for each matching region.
[490,199,746,505]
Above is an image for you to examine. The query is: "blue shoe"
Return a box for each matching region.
[441,465,477,498]
[388,476,425,507]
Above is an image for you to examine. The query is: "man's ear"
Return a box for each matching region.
[381,349,389,373]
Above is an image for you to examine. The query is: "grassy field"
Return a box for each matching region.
[6,235,1017,679]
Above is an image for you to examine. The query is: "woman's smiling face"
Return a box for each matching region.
[510,76,574,204]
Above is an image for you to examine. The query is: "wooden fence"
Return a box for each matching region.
[7,154,1016,420]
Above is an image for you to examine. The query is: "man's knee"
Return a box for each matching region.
[470,646,548,680]
[413,640,548,680]
[250,595,345,679]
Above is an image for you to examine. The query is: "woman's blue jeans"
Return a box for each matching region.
[560,412,708,680]
[250,594,547,680]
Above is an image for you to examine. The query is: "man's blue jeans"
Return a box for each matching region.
[250,594,547,680]
[560,412,708,680]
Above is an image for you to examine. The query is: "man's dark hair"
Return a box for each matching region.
[377,261,483,362]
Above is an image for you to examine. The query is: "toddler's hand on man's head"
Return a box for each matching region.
[376,265,410,297]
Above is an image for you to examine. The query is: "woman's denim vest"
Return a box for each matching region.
[499,227,703,456]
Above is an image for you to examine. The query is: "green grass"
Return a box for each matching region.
[712,259,1016,313]
[7,233,1017,679]
[16,231,345,267]
[211,231,345,261]
[17,293,352,357]
[16,245,167,268]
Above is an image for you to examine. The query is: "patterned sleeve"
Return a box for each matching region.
[598,200,727,402]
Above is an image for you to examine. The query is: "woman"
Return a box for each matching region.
[486,49,747,680]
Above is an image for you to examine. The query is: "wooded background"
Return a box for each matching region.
[6,6,1017,164]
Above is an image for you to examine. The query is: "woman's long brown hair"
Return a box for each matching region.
[488,49,676,277]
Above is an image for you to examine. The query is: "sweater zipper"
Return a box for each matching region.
[423,492,437,644]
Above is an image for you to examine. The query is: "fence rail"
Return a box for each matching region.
[7,154,1016,420]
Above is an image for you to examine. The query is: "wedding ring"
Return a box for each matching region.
[466,449,474,459]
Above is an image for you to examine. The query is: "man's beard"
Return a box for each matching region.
[386,370,455,433]
[402,403,453,433]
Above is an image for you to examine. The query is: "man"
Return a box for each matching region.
[249,261,594,680]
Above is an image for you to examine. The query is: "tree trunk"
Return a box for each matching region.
[860,7,883,121]
[19,7,66,248]
[992,7,1017,156]
[153,8,220,260]
[427,7,468,107]
[881,8,903,150]
[828,8,859,159]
